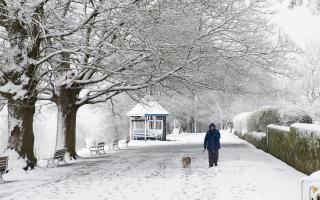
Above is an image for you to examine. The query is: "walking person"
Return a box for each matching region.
[203,123,221,167]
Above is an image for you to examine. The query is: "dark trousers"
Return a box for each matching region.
[208,149,219,167]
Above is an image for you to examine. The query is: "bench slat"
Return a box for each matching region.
[0,161,7,166]
[53,149,66,159]
[54,154,65,157]
[54,155,65,158]
[0,156,8,171]
[54,149,66,154]
[0,157,8,161]
[0,164,7,168]
[0,157,8,162]
[54,150,66,153]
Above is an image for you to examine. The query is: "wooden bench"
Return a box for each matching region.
[45,149,67,168]
[0,156,8,183]
[108,139,120,151]
[89,142,106,155]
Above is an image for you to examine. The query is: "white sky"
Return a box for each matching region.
[272,0,320,49]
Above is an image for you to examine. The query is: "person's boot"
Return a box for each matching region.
[215,163,218,166]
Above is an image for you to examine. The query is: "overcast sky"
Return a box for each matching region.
[273,0,320,49]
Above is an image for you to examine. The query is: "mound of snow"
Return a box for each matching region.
[310,171,320,178]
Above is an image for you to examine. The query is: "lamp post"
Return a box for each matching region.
[194,95,198,133]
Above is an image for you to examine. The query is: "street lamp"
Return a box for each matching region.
[194,95,198,133]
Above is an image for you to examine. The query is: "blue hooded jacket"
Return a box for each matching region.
[204,124,221,150]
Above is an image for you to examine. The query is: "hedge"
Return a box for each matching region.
[267,123,320,175]
[244,132,267,152]
[233,107,312,134]
[233,107,317,174]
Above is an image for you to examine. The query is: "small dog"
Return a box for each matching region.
[182,157,191,168]
[311,186,320,200]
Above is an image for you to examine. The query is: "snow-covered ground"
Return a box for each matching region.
[0,132,306,200]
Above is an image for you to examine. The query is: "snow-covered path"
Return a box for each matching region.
[0,132,305,200]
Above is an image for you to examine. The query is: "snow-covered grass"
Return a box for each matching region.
[0,103,129,159]
[128,133,206,147]
[76,133,208,156]
[0,131,306,200]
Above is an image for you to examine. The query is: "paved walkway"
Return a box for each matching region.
[0,132,305,200]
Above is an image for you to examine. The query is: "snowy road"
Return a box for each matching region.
[0,132,305,200]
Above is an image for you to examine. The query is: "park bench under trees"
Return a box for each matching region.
[45,149,67,168]
[89,142,106,156]
[90,138,129,155]
[108,139,120,151]
[0,156,8,183]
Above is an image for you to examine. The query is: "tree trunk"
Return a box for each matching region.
[54,87,80,159]
[7,99,37,169]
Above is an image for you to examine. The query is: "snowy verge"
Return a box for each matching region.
[122,133,207,148]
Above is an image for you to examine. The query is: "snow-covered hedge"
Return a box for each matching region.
[251,107,280,132]
[233,112,251,136]
[234,108,316,174]
[267,123,320,175]
[241,131,267,151]
[266,124,290,165]
[233,107,312,134]
[279,109,312,126]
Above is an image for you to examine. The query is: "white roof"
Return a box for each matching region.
[127,101,170,116]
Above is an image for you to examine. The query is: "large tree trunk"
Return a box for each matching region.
[54,87,80,159]
[3,3,44,170]
[7,99,37,169]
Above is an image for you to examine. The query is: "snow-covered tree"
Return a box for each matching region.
[0,1,50,168]
[0,0,292,165]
